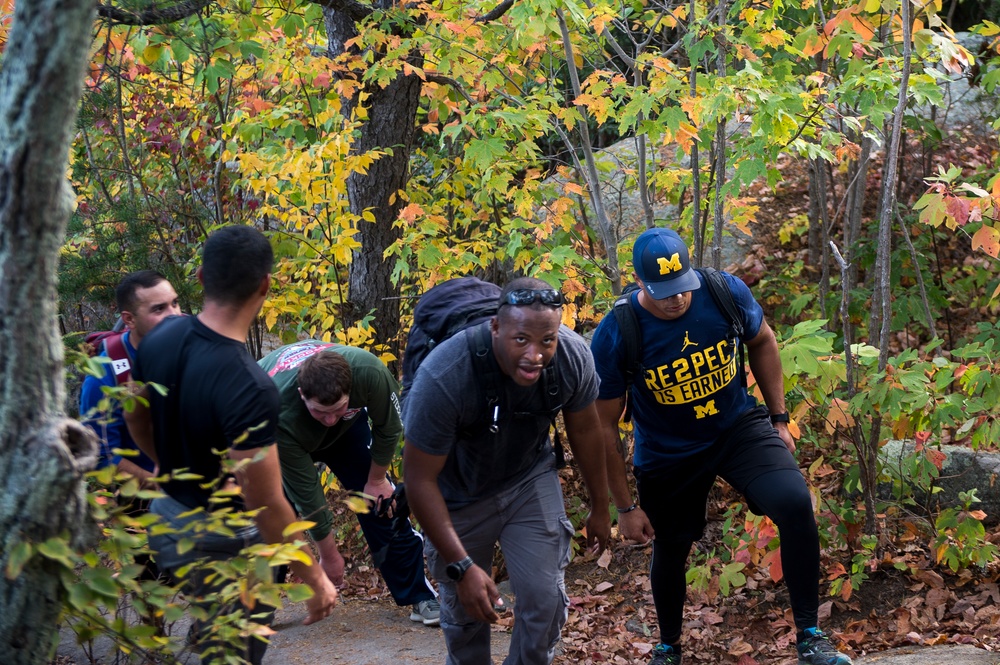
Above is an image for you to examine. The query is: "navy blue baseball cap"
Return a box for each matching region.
[632,228,701,299]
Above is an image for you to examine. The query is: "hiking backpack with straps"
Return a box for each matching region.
[84,328,135,385]
[612,267,746,423]
[401,276,568,467]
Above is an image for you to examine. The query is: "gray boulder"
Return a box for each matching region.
[880,440,1000,526]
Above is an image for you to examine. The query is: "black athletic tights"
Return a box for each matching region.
[650,467,820,646]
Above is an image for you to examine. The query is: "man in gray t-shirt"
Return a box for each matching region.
[403,277,610,665]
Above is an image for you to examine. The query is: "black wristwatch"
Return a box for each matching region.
[770,412,790,424]
[445,556,474,582]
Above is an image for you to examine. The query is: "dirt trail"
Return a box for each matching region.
[266,595,511,665]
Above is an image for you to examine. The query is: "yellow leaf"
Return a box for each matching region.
[343,495,370,514]
[282,521,317,538]
[141,44,162,65]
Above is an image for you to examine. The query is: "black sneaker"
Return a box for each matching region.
[648,643,681,665]
[796,628,853,665]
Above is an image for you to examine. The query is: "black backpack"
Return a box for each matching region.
[401,276,567,467]
[401,276,501,396]
[612,267,746,423]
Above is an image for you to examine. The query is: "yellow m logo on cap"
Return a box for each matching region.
[656,253,683,276]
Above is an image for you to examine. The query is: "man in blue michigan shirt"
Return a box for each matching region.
[591,228,852,665]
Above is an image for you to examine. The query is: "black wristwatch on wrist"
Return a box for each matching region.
[770,412,790,424]
[445,556,474,582]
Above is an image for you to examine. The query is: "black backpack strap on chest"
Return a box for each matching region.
[697,267,747,388]
[612,288,642,423]
[542,354,565,469]
[467,323,501,432]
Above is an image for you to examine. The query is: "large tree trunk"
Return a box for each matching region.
[325,7,421,360]
[345,72,420,356]
[0,0,100,661]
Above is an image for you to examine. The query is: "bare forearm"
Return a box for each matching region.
[367,461,391,486]
[596,397,634,507]
[605,433,635,508]
[254,500,327,586]
[408,477,466,562]
[565,412,610,515]
[117,458,156,484]
[403,445,467,563]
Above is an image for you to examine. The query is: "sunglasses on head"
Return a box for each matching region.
[500,289,564,307]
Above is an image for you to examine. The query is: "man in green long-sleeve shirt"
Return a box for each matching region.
[259,340,439,626]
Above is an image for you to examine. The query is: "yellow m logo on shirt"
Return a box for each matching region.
[656,253,683,276]
[694,401,719,419]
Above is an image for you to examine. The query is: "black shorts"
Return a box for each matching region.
[635,406,802,543]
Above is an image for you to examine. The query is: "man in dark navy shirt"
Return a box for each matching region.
[591,228,852,665]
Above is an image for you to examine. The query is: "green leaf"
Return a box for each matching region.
[465,137,507,173]
[285,583,315,603]
[177,538,195,556]
[5,541,33,579]
[36,537,75,568]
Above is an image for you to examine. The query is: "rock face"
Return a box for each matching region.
[880,440,1000,526]
[549,137,751,270]
[912,32,998,134]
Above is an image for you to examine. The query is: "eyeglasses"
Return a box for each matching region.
[500,289,564,307]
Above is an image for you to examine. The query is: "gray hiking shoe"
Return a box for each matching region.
[409,598,441,626]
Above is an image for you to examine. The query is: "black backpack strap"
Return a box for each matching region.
[541,352,566,469]
[697,267,747,388]
[467,323,502,432]
[612,291,642,423]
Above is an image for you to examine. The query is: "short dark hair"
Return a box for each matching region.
[496,276,562,321]
[116,270,168,313]
[201,226,274,305]
[298,352,352,405]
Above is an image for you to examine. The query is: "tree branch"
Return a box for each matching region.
[476,0,514,23]
[97,0,215,26]
[423,73,475,105]
[311,0,373,22]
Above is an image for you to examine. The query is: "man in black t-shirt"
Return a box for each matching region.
[125,226,337,664]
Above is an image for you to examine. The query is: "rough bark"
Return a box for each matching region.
[325,5,417,358]
[0,0,100,660]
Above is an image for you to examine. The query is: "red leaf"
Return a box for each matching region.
[925,448,947,471]
[763,547,784,583]
[945,195,970,226]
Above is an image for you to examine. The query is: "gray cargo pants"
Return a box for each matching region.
[426,466,575,665]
